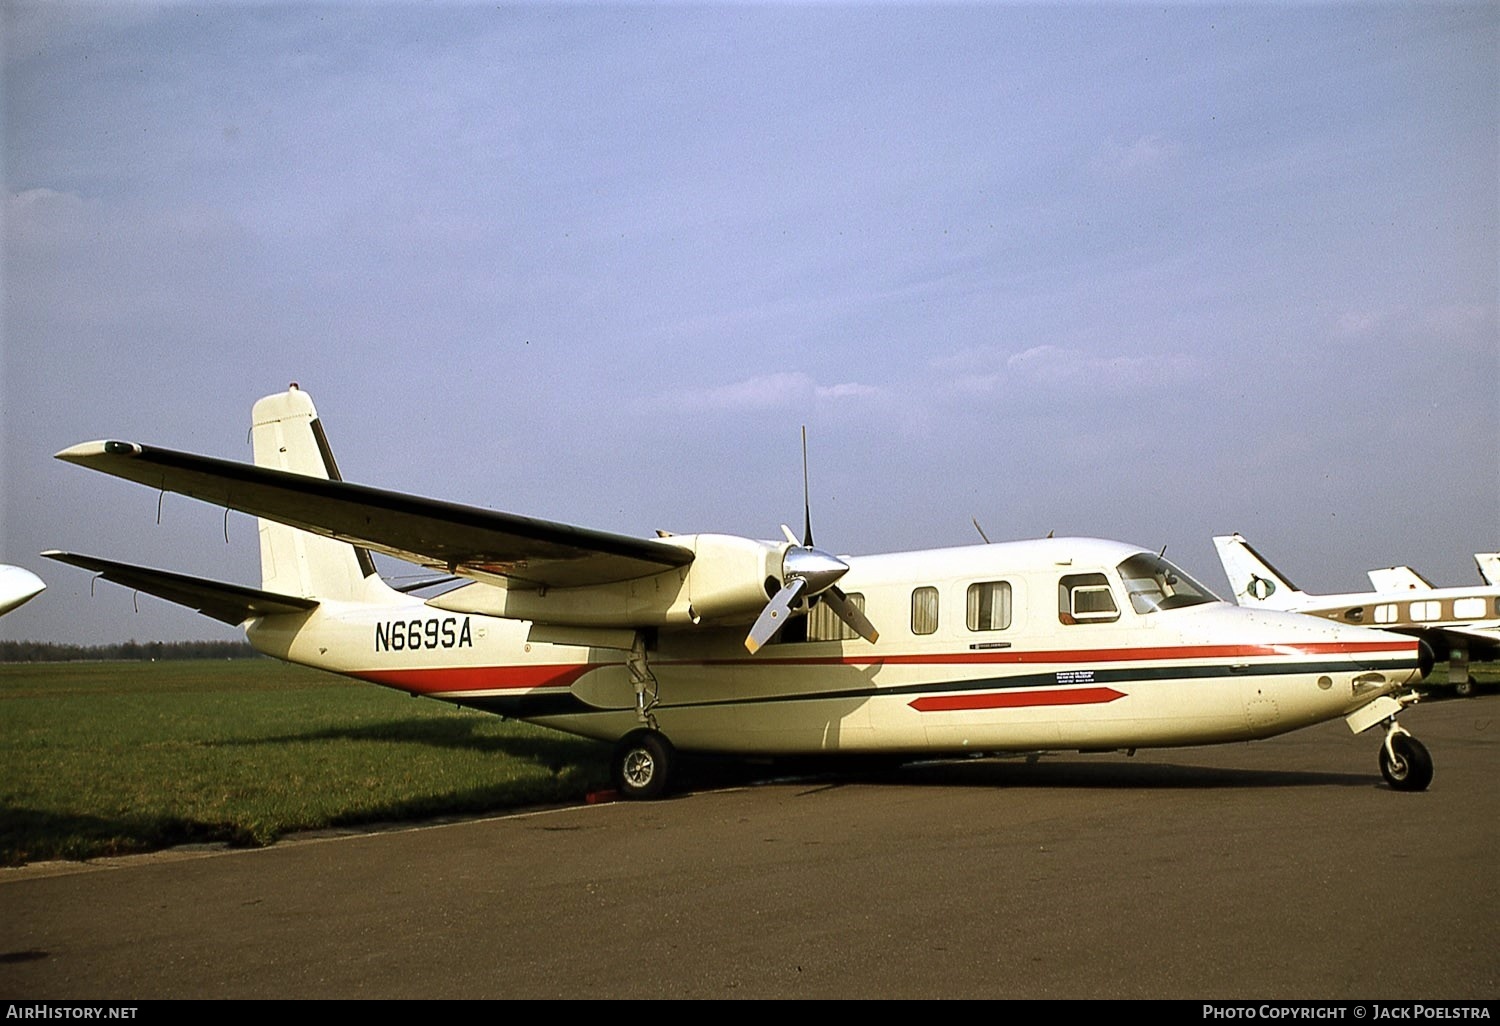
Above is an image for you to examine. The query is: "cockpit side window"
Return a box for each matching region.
[1059,573,1119,624]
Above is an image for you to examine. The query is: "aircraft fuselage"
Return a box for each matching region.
[247,537,1424,759]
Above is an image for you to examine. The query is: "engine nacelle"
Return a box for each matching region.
[427,533,788,628]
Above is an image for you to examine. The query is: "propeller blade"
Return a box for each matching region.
[823,585,879,644]
[745,577,807,654]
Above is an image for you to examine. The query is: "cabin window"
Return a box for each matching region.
[1343,607,1365,624]
[1059,573,1119,624]
[1453,597,1486,620]
[805,592,867,642]
[1410,600,1441,622]
[911,586,939,635]
[967,581,1012,631]
[1374,603,1399,625]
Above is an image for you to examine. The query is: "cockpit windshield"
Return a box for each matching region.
[1117,553,1220,614]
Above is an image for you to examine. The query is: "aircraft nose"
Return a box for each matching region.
[1412,638,1436,680]
[1351,632,1431,685]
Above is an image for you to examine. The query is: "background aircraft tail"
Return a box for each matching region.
[251,386,378,601]
[1211,533,1305,609]
[1476,553,1500,587]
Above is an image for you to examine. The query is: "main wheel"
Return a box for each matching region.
[613,731,675,800]
[1379,734,1433,792]
[1455,677,1476,699]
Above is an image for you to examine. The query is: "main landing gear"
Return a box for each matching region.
[612,730,676,801]
[614,633,676,800]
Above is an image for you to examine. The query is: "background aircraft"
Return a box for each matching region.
[0,565,46,617]
[45,388,1435,795]
[1214,533,1499,697]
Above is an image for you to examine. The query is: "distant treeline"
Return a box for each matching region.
[0,640,261,663]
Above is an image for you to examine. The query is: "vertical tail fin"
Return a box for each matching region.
[250,386,376,601]
[1211,533,1304,609]
[1475,553,1500,587]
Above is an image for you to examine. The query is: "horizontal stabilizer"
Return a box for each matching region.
[54,440,695,588]
[1367,566,1434,591]
[0,565,45,616]
[42,550,319,625]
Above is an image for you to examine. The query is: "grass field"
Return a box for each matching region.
[0,659,614,866]
[3,657,1494,868]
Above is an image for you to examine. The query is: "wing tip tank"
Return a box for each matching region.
[54,440,142,462]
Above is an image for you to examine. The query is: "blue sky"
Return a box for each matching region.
[2,1,1496,645]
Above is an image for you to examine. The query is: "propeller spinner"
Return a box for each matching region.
[743,430,880,654]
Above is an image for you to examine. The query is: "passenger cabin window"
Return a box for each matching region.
[1454,597,1486,620]
[1411,600,1441,622]
[967,581,1012,631]
[911,586,939,636]
[1059,573,1119,624]
[806,592,867,642]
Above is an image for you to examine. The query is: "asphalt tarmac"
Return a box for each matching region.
[2,693,1496,1000]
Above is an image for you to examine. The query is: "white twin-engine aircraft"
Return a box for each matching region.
[47,387,1438,798]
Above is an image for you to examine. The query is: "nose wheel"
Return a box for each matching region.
[1379,730,1433,792]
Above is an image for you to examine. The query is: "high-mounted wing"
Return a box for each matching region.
[41,550,318,625]
[54,441,695,589]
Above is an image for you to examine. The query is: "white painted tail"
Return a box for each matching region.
[1476,553,1500,587]
[250,386,375,600]
[1211,533,1304,610]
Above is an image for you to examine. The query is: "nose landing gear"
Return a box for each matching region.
[1379,729,1433,792]
[1345,691,1433,792]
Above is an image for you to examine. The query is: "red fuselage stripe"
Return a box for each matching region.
[910,687,1127,712]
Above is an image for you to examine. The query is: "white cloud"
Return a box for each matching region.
[678,372,815,411]
[673,372,882,412]
[815,382,881,400]
[1095,134,1182,175]
[933,344,1201,395]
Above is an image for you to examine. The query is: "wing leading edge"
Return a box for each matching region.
[54,440,695,589]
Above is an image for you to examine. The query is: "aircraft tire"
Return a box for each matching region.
[1379,734,1433,792]
[1454,677,1476,699]
[613,730,675,801]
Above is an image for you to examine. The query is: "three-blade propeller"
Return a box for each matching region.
[744,429,880,654]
